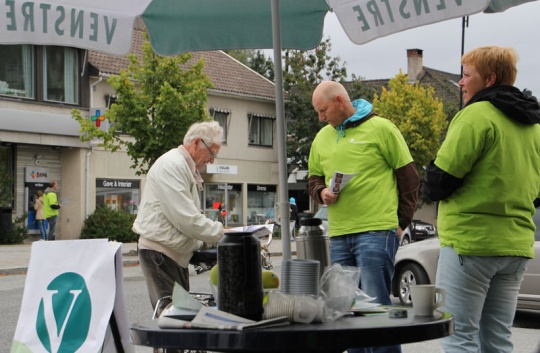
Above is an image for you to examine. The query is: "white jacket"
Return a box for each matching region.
[133,146,224,267]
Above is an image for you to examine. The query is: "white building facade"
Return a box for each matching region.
[1,29,282,240]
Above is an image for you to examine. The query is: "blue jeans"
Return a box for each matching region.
[437,246,528,353]
[330,230,401,353]
[46,216,57,240]
[36,219,48,240]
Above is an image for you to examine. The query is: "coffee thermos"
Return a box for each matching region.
[296,218,330,278]
[217,232,263,320]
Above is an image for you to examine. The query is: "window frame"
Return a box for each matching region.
[210,108,231,143]
[248,113,275,147]
[0,44,87,107]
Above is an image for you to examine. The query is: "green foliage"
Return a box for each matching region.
[247,51,275,81]
[0,156,14,207]
[72,32,213,175]
[284,38,376,169]
[0,213,28,244]
[227,49,275,81]
[372,72,448,186]
[81,206,138,243]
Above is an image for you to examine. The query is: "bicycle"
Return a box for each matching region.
[150,228,275,352]
[190,229,274,273]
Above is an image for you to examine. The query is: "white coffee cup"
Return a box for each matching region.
[410,285,446,316]
[264,292,324,323]
[292,296,322,323]
[264,292,295,320]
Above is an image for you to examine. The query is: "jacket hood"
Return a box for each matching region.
[44,187,53,194]
[335,99,373,141]
[466,85,540,125]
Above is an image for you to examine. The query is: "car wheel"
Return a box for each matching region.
[397,263,430,306]
[400,235,411,246]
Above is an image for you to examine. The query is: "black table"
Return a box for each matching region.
[131,309,454,353]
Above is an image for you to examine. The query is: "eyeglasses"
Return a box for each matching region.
[201,139,218,159]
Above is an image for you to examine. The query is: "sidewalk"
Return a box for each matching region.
[0,238,295,276]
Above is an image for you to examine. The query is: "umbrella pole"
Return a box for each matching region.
[271,0,292,260]
[459,16,469,110]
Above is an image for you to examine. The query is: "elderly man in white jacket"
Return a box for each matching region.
[133,121,225,315]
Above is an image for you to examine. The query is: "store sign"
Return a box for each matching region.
[208,183,242,192]
[206,164,238,175]
[96,178,140,189]
[25,166,50,183]
[248,184,277,193]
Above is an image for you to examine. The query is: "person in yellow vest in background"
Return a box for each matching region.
[43,180,61,241]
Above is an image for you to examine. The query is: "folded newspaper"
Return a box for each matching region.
[158,306,289,330]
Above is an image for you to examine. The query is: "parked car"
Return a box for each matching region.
[313,205,328,233]
[392,212,540,312]
[400,219,437,246]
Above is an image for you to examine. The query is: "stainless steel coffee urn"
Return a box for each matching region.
[296,217,330,278]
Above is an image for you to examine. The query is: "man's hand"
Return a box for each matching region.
[321,188,339,205]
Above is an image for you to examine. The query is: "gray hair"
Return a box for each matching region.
[183,121,223,146]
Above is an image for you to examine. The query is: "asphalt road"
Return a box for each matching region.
[1,257,539,353]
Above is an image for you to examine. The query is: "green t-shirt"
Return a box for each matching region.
[44,190,59,219]
[435,101,540,258]
[308,116,413,236]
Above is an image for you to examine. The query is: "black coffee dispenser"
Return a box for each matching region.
[217,232,263,320]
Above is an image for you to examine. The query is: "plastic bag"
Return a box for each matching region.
[319,263,374,321]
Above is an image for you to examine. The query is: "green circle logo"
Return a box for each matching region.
[36,272,92,353]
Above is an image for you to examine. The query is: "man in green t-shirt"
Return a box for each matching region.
[43,180,61,241]
[308,81,419,353]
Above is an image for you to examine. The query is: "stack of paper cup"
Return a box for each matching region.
[281,259,320,296]
[264,292,325,323]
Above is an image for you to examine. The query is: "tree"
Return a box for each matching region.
[73,34,213,175]
[247,51,275,81]
[372,72,448,183]
[284,38,375,170]
[226,50,274,81]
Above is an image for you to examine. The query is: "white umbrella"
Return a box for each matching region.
[2,0,536,259]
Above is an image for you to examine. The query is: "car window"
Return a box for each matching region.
[534,210,540,241]
[314,206,328,221]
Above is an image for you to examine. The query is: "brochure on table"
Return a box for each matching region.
[225,224,274,238]
[159,306,289,331]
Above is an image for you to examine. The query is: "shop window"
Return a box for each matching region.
[95,179,140,214]
[248,113,274,147]
[204,183,242,226]
[247,184,276,225]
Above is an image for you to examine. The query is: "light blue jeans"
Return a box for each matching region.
[36,219,48,240]
[330,230,401,353]
[437,246,529,353]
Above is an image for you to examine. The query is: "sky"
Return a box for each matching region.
[320,1,540,97]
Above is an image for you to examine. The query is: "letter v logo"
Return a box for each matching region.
[35,272,92,353]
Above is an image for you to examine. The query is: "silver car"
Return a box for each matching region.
[392,212,540,311]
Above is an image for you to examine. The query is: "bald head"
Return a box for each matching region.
[312,81,355,127]
[313,81,351,103]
